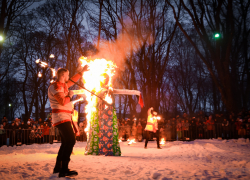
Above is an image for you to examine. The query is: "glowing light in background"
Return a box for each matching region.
[0,35,4,41]
[49,54,55,58]
[38,72,42,77]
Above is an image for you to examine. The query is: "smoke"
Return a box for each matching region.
[87,27,153,71]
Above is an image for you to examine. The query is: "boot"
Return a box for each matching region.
[58,160,78,178]
[53,160,61,174]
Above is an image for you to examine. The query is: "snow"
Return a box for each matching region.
[1,139,250,179]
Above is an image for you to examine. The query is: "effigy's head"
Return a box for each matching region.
[101,73,110,87]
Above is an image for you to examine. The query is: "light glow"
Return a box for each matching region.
[49,54,55,58]
[160,138,165,145]
[38,72,42,77]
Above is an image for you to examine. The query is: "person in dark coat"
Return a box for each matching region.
[222,118,230,139]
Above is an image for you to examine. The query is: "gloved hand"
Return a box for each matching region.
[68,90,74,98]
[78,65,89,75]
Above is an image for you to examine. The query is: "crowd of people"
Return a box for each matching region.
[0,114,59,146]
[117,109,250,142]
[1,109,250,147]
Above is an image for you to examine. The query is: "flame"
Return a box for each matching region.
[79,56,116,135]
[160,138,165,145]
[51,68,56,77]
[40,61,48,67]
[128,139,136,145]
[104,94,113,109]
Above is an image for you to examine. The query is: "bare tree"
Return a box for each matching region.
[167,0,250,113]
[0,0,35,82]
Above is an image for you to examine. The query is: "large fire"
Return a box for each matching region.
[79,56,117,133]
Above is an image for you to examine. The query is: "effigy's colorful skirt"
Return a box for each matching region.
[85,98,121,156]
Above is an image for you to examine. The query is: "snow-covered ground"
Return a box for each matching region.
[1,139,250,179]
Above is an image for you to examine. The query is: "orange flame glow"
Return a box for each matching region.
[160,138,165,145]
[79,56,116,134]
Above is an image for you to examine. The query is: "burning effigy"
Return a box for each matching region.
[72,56,144,156]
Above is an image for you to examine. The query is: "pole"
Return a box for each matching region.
[68,78,113,106]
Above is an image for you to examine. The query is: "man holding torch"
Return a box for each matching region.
[144,107,161,149]
[48,65,88,178]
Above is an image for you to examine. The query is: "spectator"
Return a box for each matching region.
[171,117,176,140]
[183,119,189,140]
[196,118,203,138]
[19,121,26,144]
[222,118,230,139]
[119,122,124,140]
[131,121,137,140]
[176,120,182,141]
[25,121,32,145]
[214,114,221,138]
[238,120,246,138]
[47,113,52,120]
[246,118,250,139]
[29,125,36,144]
[235,118,242,139]
[230,117,237,139]
[203,116,208,138]
[124,121,131,140]
[205,116,214,139]
[36,125,44,144]
[1,116,8,124]
[34,120,39,127]
[137,122,143,142]
[49,125,56,144]
[190,117,196,140]
[9,121,17,146]
[38,118,44,126]
[30,118,35,126]
[0,124,6,146]
[2,122,8,130]
[181,119,185,140]
[43,123,50,143]
[47,117,52,127]
[79,122,86,141]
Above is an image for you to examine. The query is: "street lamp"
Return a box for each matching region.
[214,33,220,39]
[9,104,11,107]
[0,35,3,41]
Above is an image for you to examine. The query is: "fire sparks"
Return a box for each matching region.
[49,54,55,58]
[38,72,42,77]
[51,68,56,77]
[35,59,40,64]
[35,59,48,67]
[79,56,117,134]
